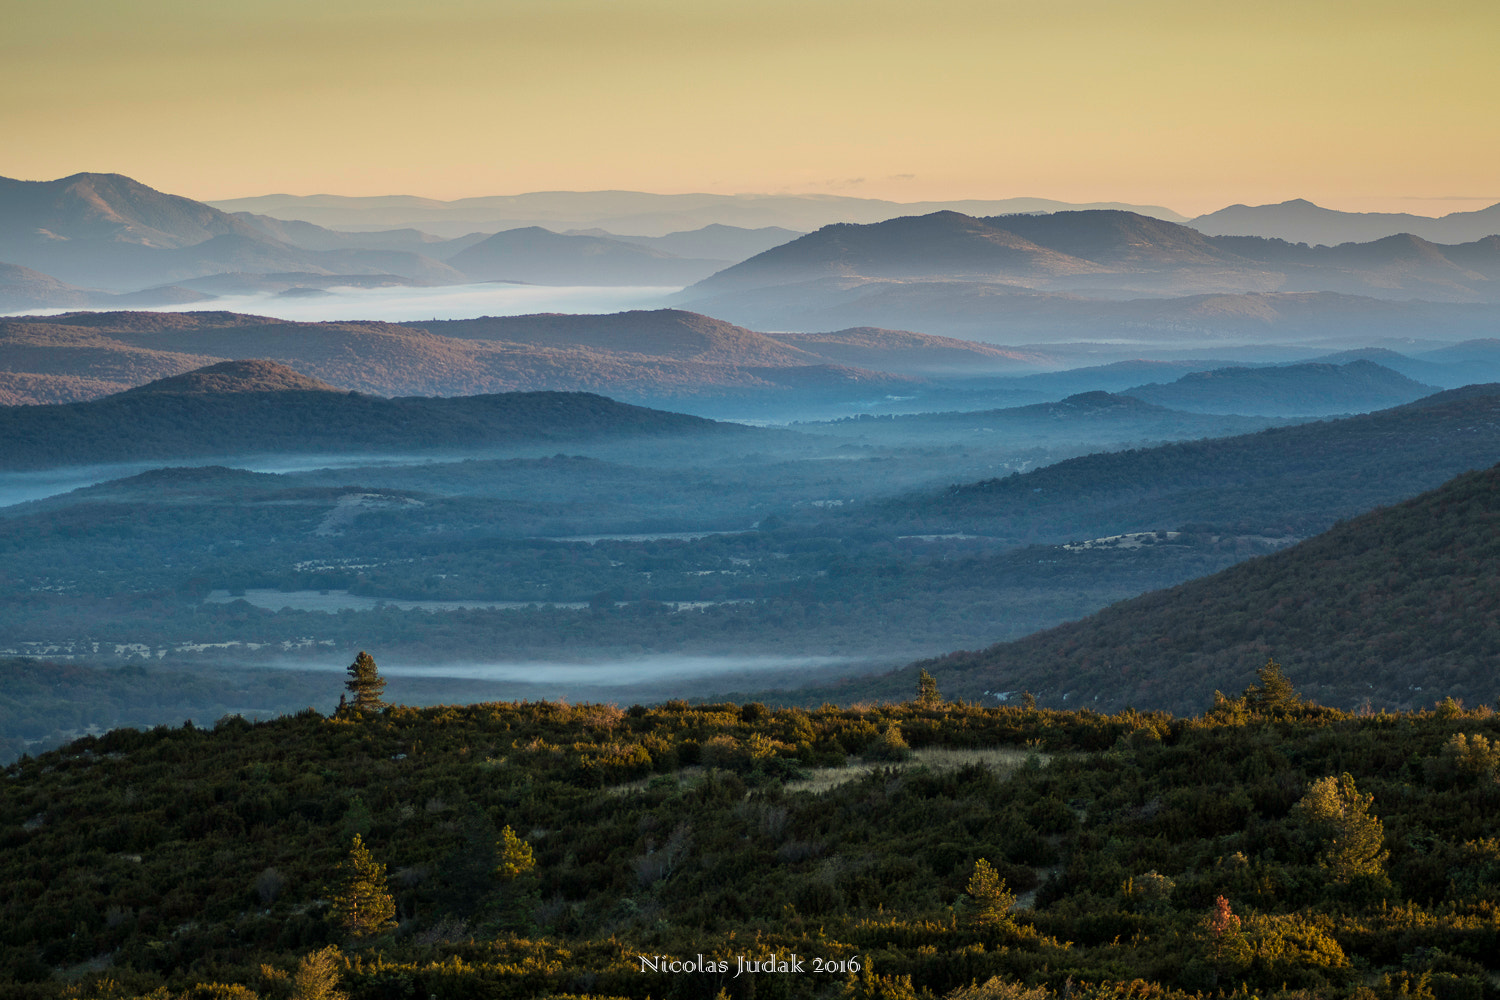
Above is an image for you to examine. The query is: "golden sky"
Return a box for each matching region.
[3,0,1496,215]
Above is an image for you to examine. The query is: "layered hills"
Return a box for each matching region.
[0,360,732,470]
[0,173,782,305]
[0,309,1049,415]
[834,383,1500,545]
[0,308,1488,423]
[879,458,1500,714]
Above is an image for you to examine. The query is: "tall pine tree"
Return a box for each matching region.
[330,834,396,939]
[344,651,386,714]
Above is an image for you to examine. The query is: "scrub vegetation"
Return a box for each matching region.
[2,663,1498,1000]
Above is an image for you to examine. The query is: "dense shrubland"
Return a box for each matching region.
[2,667,1498,1000]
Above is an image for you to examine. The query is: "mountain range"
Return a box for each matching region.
[1193,198,1500,246]
[204,190,1191,238]
[8,174,1500,356]
[0,173,797,302]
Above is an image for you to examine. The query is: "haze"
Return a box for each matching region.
[4,0,1497,216]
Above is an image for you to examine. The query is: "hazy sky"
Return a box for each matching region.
[4,0,1496,215]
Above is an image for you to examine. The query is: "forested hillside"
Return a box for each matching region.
[2,676,1498,1000]
[865,459,1500,714]
[0,373,732,470]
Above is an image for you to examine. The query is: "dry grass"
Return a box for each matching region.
[784,746,1046,795]
[607,746,1051,797]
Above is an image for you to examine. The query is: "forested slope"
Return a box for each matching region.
[0,373,733,470]
[875,460,1500,714]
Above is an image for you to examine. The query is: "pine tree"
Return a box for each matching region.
[1298,772,1388,885]
[1243,657,1299,713]
[344,651,386,714]
[965,858,1016,924]
[495,825,536,880]
[917,669,942,707]
[330,835,396,939]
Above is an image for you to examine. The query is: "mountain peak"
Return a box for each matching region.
[123,360,342,395]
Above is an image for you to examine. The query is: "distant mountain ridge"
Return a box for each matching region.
[685,209,1500,303]
[205,190,1191,239]
[0,172,777,302]
[0,172,466,294]
[1191,197,1500,246]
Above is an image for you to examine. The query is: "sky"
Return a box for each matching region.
[3,0,1497,217]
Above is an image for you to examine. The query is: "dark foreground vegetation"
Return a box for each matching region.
[4,665,1499,1000]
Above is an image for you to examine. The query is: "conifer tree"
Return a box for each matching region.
[1243,657,1299,713]
[344,651,386,714]
[1298,772,1388,885]
[917,669,942,707]
[330,834,397,939]
[965,858,1016,924]
[496,825,536,880]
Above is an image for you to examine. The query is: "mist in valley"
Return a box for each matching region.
[4,282,684,324]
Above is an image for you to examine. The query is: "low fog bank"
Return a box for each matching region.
[273,653,857,685]
[0,651,903,762]
[259,653,888,705]
[4,284,683,323]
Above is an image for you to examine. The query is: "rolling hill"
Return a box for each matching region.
[800,391,1295,448]
[0,360,737,470]
[1120,359,1438,415]
[414,309,821,365]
